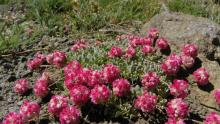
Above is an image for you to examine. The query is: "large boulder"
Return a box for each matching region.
[141,12,220,118]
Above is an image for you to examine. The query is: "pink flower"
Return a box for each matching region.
[47,51,67,67]
[134,92,157,112]
[64,71,84,90]
[204,112,220,124]
[13,79,29,94]
[125,47,136,59]
[112,78,131,97]
[129,36,141,47]
[64,61,82,75]
[141,37,152,46]
[2,112,24,124]
[165,118,185,124]
[48,95,68,117]
[34,77,49,98]
[181,44,198,58]
[26,52,46,71]
[156,37,169,49]
[101,64,120,83]
[148,28,159,39]
[90,85,110,104]
[166,98,188,119]
[87,70,103,87]
[70,85,90,106]
[169,79,189,98]
[161,54,182,75]
[192,68,209,86]
[59,106,81,124]
[141,72,160,90]
[214,89,220,105]
[141,45,155,55]
[108,46,123,58]
[181,55,195,68]
[19,100,40,121]
[71,40,87,52]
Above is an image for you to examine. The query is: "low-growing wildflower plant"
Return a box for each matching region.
[6,28,216,123]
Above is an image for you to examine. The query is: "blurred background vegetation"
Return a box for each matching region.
[0,0,220,53]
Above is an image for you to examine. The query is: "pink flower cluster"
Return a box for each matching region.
[161,53,182,75]
[214,89,220,105]
[165,118,185,124]
[34,72,50,98]
[134,92,157,112]
[169,79,189,98]
[141,45,155,55]
[70,85,90,106]
[2,112,24,124]
[13,79,29,94]
[181,55,194,68]
[47,51,67,67]
[156,37,169,50]
[181,44,198,58]
[204,112,220,124]
[59,106,81,124]
[90,85,110,104]
[166,98,188,119]
[71,40,87,52]
[125,46,136,59]
[27,52,45,71]
[192,67,209,86]
[148,27,159,39]
[108,46,123,58]
[19,100,40,121]
[48,95,68,117]
[102,64,121,83]
[112,78,131,97]
[141,72,160,90]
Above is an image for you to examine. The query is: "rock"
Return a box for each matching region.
[141,12,220,62]
[141,12,220,115]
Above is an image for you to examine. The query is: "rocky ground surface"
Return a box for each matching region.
[1,5,220,124]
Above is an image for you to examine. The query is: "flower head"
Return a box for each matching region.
[2,112,24,124]
[181,44,198,58]
[181,55,195,68]
[47,51,67,67]
[214,89,220,105]
[48,95,68,117]
[141,72,160,90]
[192,68,209,85]
[166,98,188,119]
[141,45,155,55]
[148,28,159,39]
[71,40,87,52]
[70,85,90,106]
[27,52,45,71]
[204,112,220,124]
[34,77,49,98]
[19,100,40,121]
[59,106,81,124]
[101,64,120,83]
[161,53,182,75]
[108,46,123,58]
[134,92,157,112]
[165,118,185,124]
[87,70,103,87]
[90,85,110,104]
[156,37,169,49]
[125,46,136,59]
[112,78,131,97]
[169,79,189,98]
[14,79,29,94]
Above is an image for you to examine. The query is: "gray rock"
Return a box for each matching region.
[141,12,220,61]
